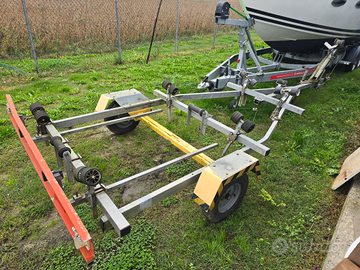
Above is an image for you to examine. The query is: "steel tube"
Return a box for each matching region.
[241,97,292,154]
[153,90,270,156]
[52,99,164,129]
[100,167,204,230]
[59,109,162,136]
[227,82,306,115]
[105,143,218,191]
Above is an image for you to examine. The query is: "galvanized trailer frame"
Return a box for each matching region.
[6,90,266,263]
[5,12,345,262]
[198,6,345,95]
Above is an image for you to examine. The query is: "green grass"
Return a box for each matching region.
[0,31,359,269]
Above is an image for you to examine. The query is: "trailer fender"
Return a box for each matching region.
[343,45,360,71]
[95,90,151,119]
[344,45,360,63]
[192,150,261,211]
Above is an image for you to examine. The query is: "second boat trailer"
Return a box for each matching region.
[5,5,346,263]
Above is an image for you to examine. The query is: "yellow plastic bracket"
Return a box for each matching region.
[192,150,261,211]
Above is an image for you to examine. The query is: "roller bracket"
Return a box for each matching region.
[187,103,211,134]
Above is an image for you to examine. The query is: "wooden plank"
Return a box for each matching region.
[332,148,360,190]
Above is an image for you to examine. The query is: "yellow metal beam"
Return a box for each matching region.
[95,91,213,166]
[140,116,213,166]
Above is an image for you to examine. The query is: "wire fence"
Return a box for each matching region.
[0,0,242,65]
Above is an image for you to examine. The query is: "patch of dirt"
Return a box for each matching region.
[121,174,160,204]
[87,125,112,140]
[325,183,351,238]
[19,208,72,251]
[345,119,360,156]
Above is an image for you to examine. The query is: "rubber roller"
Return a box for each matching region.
[29,102,45,115]
[188,103,205,116]
[50,136,71,158]
[230,111,255,133]
[162,80,179,95]
[30,102,50,125]
[75,166,102,186]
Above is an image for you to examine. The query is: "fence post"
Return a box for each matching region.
[213,24,218,49]
[146,0,163,64]
[174,0,180,53]
[115,0,122,63]
[21,0,39,74]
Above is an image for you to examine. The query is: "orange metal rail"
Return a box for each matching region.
[6,95,94,263]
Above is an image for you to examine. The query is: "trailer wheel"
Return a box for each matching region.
[350,59,360,72]
[104,101,139,135]
[345,58,360,72]
[345,50,360,72]
[202,174,248,223]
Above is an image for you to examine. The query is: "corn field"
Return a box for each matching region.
[0,0,242,59]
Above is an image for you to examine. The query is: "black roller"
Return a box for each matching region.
[168,84,179,95]
[248,79,258,88]
[29,102,45,115]
[230,111,244,124]
[34,110,50,125]
[274,86,282,95]
[241,119,255,133]
[50,136,71,158]
[188,103,205,116]
[290,88,300,96]
[162,80,171,90]
[76,167,102,186]
[276,79,288,86]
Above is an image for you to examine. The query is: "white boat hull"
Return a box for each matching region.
[242,0,360,52]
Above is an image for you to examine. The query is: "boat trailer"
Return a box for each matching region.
[199,1,346,100]
[5,9,345,262]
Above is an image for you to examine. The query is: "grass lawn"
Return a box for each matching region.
[1,31,360,269]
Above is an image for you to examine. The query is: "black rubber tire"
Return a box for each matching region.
[345,51,360,72]
[162,80,171,90]
[29,102,44,115]
[230,111,244,124]
[104,101,139,135]
[241,119,255,133]
[202,174,249,223]
[229,100,237,110]
[346,59,360,72]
